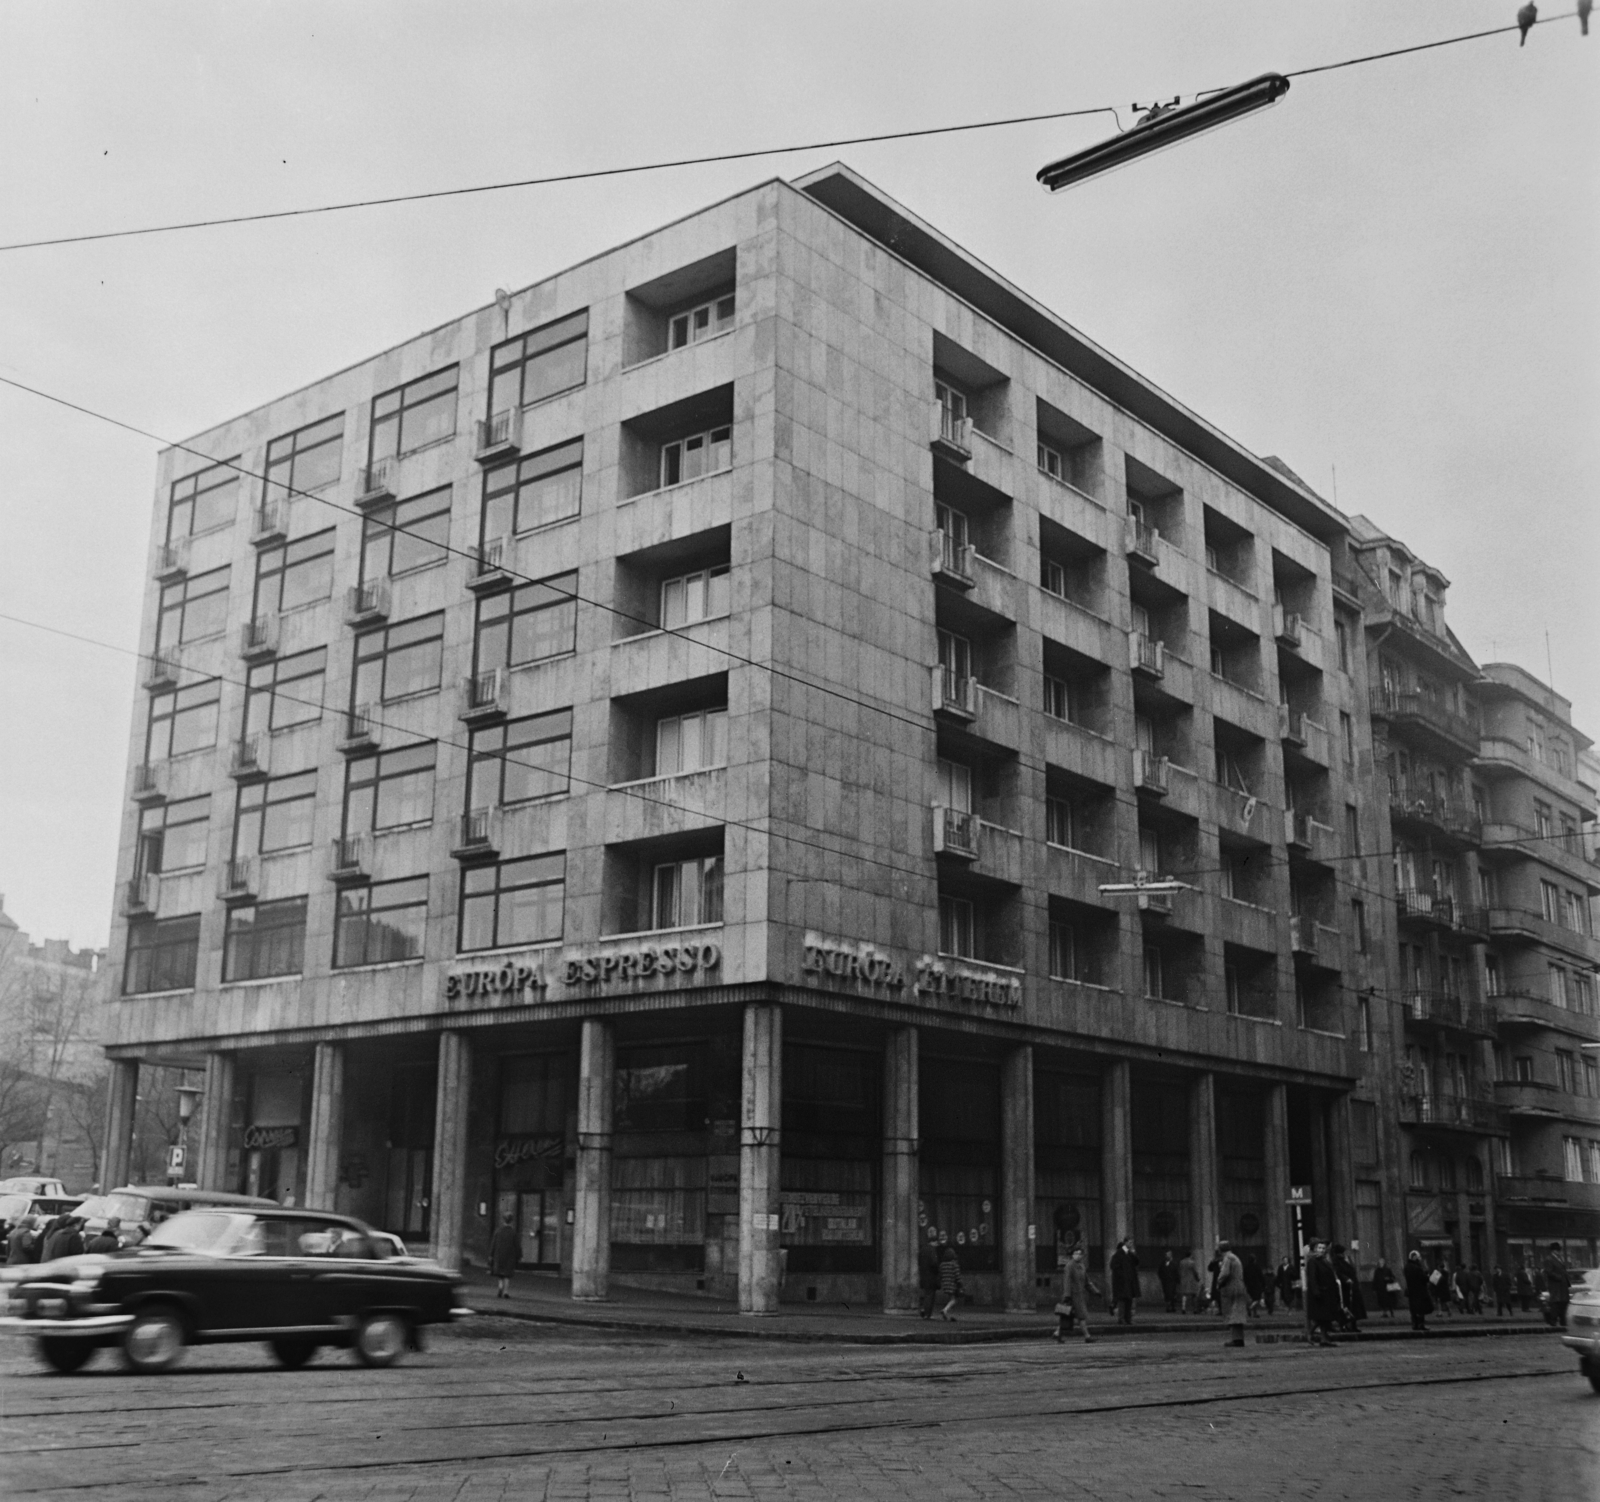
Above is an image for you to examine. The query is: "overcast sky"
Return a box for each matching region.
[1,1,1595,949]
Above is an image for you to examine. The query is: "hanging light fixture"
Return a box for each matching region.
[1037,73,1291,193]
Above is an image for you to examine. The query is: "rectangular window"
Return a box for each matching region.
[234,771,318,857]
[157,565,230,649]
[1041,558,1067,598]
[243,647,325,738]
[369,367,458,462]
[1142,944,1165,1000]
[936,502,970,550]
[936,757,972,813]
[1494,1137,1514,1177]
[1558,1050,1578,1095]
[1045,795,1075,848]
[343,743,436,835]
[146,678,221,761]
[488,312,588,417]
[1564,1137,1585,1182]
[459,853,566,952]
[1514,1056,1534,1083]
[1534,800,1554,838]
[1351,899,1367,953]
[1484,953,1503,996]
[1586,1058,1600,1097]
[361,486,452,580]
[1565,889,1589,934]
[352,614,445,705]
[1049,919,1094,981]
[254,528,335,615]
[124,915,201,994]
[474,572,577,674]
[167,461,239,541]
[655,708,727,777]
[1589,1141,1600,1183]
[938,894,974,958]
[1541,880,1561,923]
[1346,804,1361,856]
[668,295,735,349]
[136,795,210,877]
[1037,441,1064,480]
[263,413,343,502]
[1356,996,1373,1052]
[222,896,308,982]
[334,876,428,968]
[653,856,723,929]
[1550,964,1568,1009]
[1340,711,1355,763]
[660,426,731,487]
[1575,973,1597,1016]
[1334,619,1350,672]
[660,565,729,629]
[480,439,583,541]
[468,710,572,809]
[1043,674,1079,723]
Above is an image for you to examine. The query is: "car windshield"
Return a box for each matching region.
[142,1211,257,1254]
[73,1193,152,1224]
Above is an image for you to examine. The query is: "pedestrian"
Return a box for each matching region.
[1330,1244,1365,1332]
[1054,1245,1098,1345]
[1403,1250,1432,1332]
[918,1234,941,1319]
[488,1212,519,1300]
[1464,1264,1485,1315]
[1158,1249,1179,1313]
[1542,1242,1570,1328]
[42,1216,84,1262]
[1109,1237,1140,1325]
[1450,1265,1470,1316]
[936,1240,963,1321]
[1370,1257,1399,1319]
[5,1215,40,1265]
[1275,1255,1298,1312]
[1178,1249,1201,1314]
[1205,1251,1221,1314]
[1304,1239,1342,1347]
[1491,1265,1513,1317]
[1243,1252,1265,1317]
[1427,1259,1450,1316]
[1514,1261,1534,1313]
[1215,1239,1249,1348]
[84,1217,122,1255]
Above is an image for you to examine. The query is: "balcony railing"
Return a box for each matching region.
[154,538,189,580]
[1134,750,1170,796]
[131,762,166,805]
[1124,517,1162,567]
[1273,604,1303,648]
[1388,790,1482,844]
[475,409,522,460]
[338,704,378,752]
[329,833,370,882]
[1398,1091,1498,1131]
[468,536,513,592]
[345,578,391,625]
[219,857,256,903]
[250,497,289,546]
[932,405,973,460]
[239,614,279,661]
[1370,686,1479,752]
[355,458,396,508]
[1401,990,1495,1036]
[229,734,270,781]
[932,804,980,859]
[460,667,508,723]
[929,527,976,588]
[931,665,977,720]
[1129,631,1165,678]
[451,807,501,861]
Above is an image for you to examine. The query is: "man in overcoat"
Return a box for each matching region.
[1214,1239,1250,1348]
[1304,1238,1343,1346]
[1109,1237,1140,1324]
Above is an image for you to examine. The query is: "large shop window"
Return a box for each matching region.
[234,771,318,858]
[146,678,221,761]
[333,876,428,968]
[482,440,583,541]
[1217,1092,1267,1264]
[254,528,335,614]
[157,566,231,649]
[488,312,588,417]
[343,742,436,835]
[385,1060,436,1239]
[361,486,452,580]
[611,1042,709,1273]
[918,1056,1000,1273]
[263,413,343,501]
[495,1052,570,1268]
[781,1045,879,1275]
[459,853,565,952]
[1132,1081,1191,1257]
[167,460,239,540]
[124,914,201,994]
[615,1043,708,1134]
[223,896,308,982]
[1034,1071,1102,1273]
[136,795,210,878]
[369,367,457,462]
[352,614,444,704]
[468,710,572,809]
[243,648,325,736]
[474,573,578,674]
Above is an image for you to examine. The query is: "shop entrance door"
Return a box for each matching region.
[497,1187,561,1266]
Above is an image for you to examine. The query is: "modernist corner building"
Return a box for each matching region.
[101,164,1599,1311]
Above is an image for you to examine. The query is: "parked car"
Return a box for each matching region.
[70,1186,274,1247]
[0,1177,70,1199]
[1561,1268,1600,1393]
[0,1205,468,1374]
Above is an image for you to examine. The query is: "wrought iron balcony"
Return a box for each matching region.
[1401,990,1495,1037]
[1398,1091,1498,1131]
[1370,686,1479,755]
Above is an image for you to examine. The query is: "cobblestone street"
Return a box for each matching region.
[4,1319,1594,1500]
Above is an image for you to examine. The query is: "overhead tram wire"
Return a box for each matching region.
[0,9,1581,257]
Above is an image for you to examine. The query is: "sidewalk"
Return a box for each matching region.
[461,1270,1563,1347]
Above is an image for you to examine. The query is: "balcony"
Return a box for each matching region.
[1370,687,1479,758]
[329,834,370,883]
[131,762,166,806]
[1481,906,1600,961]
[1124,516,1162,568]
[1493,1079,1565,1118]
[1134,750,1169,797]
[1491,989,1600,1038]
[219,857,256,905]
[1289,915,1318,956]
[143,648,181,691]
[337,705,378,754]
[1480,823,1600,886]
[345,579,391,626]
[1398,1091,1498,1132]
[468,536,515,594]
[460,668,508,726]
[931,807,1023,883]
[450,807,501,862]
[1389,791,1482,847]
[1278,705,1331,766]
[475,409,523,463]
[931,665,977,723]
[1129,631,1165,679]
[929,527,976,589]
[1396,888,1460,932]
[239,614,279,663]
[932,804,980,860]
[1287,811,1336,863]
[1496,1175,1600,1210]
[154,539,189,582]
[355,459,397,509]
[931,404,973,462]
[1211,783,1266,841]
[1273,604,1303,649]
[228,734,270,782]
[123,873,155,916]
[1476,736,1595,809]
[1401,990,1495,1038]
[250,498,289,547]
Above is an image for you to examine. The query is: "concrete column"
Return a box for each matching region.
[1101,1060,1133,1252]
[738,1003,782,1315]
[1325,1093,1357,1248]
[103,1059,138,1191]
[880,1026,919,1315]
[430,1031,472,1271]
[572,1019,615,1302]
[196,1052,236,1192]
[303,1042,345,1211]
[1188,1072,1220,1257]
[1263,1084,1293,1269]
[1001,1044,1036,1312]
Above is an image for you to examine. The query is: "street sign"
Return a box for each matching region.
[167,1144,185,1174]
[1287,1185,1312,1206]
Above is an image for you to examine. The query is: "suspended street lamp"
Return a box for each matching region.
[1037,73,1291,193]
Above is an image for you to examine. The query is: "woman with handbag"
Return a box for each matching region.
[936,1240,963,1321]
[1053,1245,1098,1344]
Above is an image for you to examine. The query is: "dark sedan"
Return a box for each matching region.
[0,1206,469,1374]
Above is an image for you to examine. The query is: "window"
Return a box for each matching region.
[939,894,974,957]
[1334,619,1350,672]
[243,648,325,737]
[1142,944,1165,1000]
[474,573,577,674]
[1356,995,1373,1051]
[1564,1137,1585,1182]
[1590,1141,1600,1183]
[146,678,221,761]
[1049,919,1091,981]
[660,426,731,487]
[1345,805,1361,856]
[1041,558,1067,597]
[1565,889,1591,934]
[1576,973,1597,1016]
[1478,867,1499,907]
[1534,800,1554,838]
[223,897,308,982]
[1541,880,1561,923]
[1139,826,1162,877]
[655,708,727,776]
[369,367,458,462]
[352,614,445,705]
[254,529,335,615]
[333,877,428,968]
[1436,1155,1457,1193]
[936,501,969,550]
[1045,795,1075,848]
[481,440,583,540]
[167,461,239,540]
[488,312,588,416]
[343,744,436,835]
[1550,964,1569,1009]
[936,757,972,813]
[234,771,318,857]
[1351,900,1367,954]
[1044,674,1079,723]
[1209,643,1227,679]
[136,795,210,877]
[1224,961,1243,1014]
[1484,954,1503,997]
[937,628,971,685]
[1514,1056,1534,1083]
[157,566,230,649]
[468,711,572,809]
[1585,1057,1599,1098]
[459,854,565,952]
[669,295,734,349]
[1038,441,1064,480]
[263,414,343,501]
[1340,711,1355,763]
[124,915,201,994]
[653,856,723,929]
[661,565,729,629]
[1494,1138,1514,1177]
[1557,1050,1579,1095]
[935,378,967,421]
[361,487,452,580]
[1408,1152,1429,1191]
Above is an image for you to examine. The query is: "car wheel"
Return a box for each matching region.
[38,1338,94,1375]
[122,1308,186,1374]
[270,1338,317,1370]
[353,1312,407,1369]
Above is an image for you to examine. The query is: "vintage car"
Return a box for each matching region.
[1561,1267,1600,1392]
[70,1185,274,1245]
[0,1177,70,1199]
[0,1206,468,1374]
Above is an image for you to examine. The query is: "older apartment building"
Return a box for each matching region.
[101,164,1575,1310]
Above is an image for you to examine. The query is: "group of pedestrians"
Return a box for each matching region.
[1153,1247,1273,1317]
[3,1213,121,1264]
[917,1235,965,1321]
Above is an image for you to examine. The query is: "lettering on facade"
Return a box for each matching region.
[492,1135,564,1171]
[800,933,906,991]
[913,956,1023,1007]
[243,1124,298,1151]
[560,942,721,988]
[445,960,548,1002]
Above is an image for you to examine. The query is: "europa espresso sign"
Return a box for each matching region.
[444,937,721,1004]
